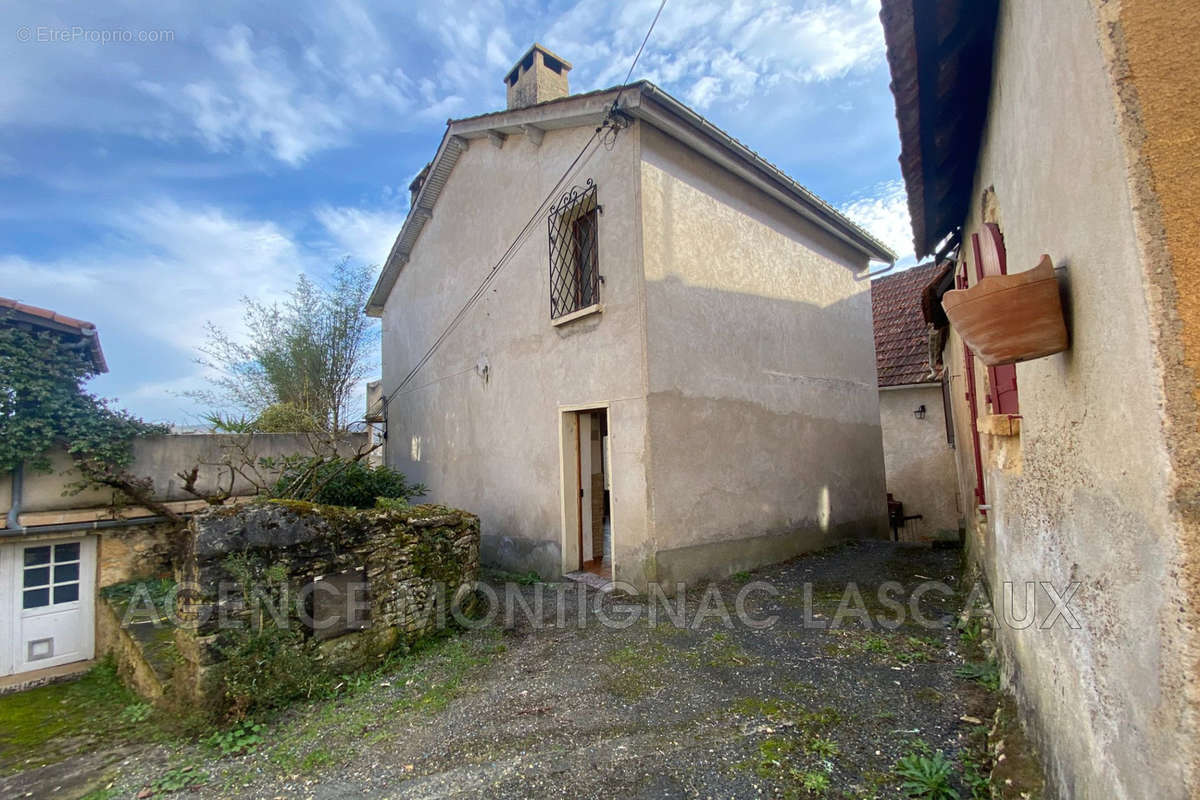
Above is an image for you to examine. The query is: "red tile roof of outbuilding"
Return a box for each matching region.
[0,296,108,373]
[871,262,941,387]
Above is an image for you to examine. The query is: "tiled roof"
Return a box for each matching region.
[871,262,941,387]
[879,0,1000,257]
[0,296,108,373]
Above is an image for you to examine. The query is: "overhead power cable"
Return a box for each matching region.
[611,0,668,114]
[378,1,669,417]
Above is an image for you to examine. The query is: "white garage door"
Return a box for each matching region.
[0,537,96,676]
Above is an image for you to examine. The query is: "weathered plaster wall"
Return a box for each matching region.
[944,0,1199,795]
[380,122,650,585]
[878,385,960,537]
[637,125,888,585]
[0,433,369,518]
[1097,1,1200,793]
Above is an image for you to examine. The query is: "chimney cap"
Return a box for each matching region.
[504,43,573,87]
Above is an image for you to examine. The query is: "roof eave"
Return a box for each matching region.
[365,86,634,318]
[633,84,896,265]
[366,80,897,316]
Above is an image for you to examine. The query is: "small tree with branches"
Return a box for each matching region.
[191,259,378,432]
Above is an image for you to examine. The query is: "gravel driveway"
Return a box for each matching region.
[17,540,1011,799]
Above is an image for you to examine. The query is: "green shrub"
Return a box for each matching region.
[252,402,323,433]
[375,496,411,511]
[207,625,331,719]
[267,456,425,509]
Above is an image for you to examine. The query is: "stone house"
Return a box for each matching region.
[870,262,961,542]
[368,44,895,592]
[880,0,1200,796]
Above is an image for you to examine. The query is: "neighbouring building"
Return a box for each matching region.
[880,0,1200,796]
[0,298,369,684]
[368,44,895,591]
[871,262,961,542]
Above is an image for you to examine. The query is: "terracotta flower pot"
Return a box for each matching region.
[941,255,1068,366]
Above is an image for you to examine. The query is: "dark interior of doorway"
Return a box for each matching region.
[581,410,611,580]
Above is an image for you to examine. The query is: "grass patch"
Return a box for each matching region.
[258,630,504,778]
[0,657,171,776]
[602,642,670,700]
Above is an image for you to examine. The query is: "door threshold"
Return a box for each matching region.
[563,570,613,593]
[0,659,95,696]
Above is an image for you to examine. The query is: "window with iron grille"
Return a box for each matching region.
[547,179,600,319]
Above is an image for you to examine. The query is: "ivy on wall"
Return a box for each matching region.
[0,320,167,490]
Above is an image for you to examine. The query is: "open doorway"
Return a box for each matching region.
[559,407,612,582]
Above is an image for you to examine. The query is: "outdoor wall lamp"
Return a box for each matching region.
[914,404,926,420]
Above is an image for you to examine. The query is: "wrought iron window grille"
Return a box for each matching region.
[548,179,601,319]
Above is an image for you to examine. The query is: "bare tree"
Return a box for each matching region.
[191,259,378,432]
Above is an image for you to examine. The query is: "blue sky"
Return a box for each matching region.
[1,0,914,424]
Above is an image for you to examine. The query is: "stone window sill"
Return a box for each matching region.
[977,414,1021,437]
[551,303,602,327]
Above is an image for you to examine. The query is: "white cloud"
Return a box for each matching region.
[840,179,918,266]
[0,201,302,352]
[315,204,408,267]
[0,1,447,165]
[546,0,885,106]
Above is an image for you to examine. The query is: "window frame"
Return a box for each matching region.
[547,179,601,320]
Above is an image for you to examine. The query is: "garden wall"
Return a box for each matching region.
[172,501,479,705]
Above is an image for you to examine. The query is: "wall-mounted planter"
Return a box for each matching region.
[941,255,1068,366]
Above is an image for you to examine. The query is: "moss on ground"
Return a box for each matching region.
[0,658,172,776]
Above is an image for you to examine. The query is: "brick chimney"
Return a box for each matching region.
[505,44,572,110]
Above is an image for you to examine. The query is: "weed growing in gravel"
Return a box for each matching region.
[955,662,1000,691]
[807,737,839,758]
[150,765,208,793]
[864,635,890,653]
[894,750,958,799]
[205,720,265,756]
[799,769,831,792]
[957,618,983,646]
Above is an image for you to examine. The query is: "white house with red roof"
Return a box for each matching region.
[870,263,961,541]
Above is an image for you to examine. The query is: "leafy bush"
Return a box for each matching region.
[0,320,166,475]
[208,625,331,719]
[268,456,425,509]
[252,402,323,433]
[895,750,959,799]
[375,496,411,511]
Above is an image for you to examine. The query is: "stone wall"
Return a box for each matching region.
[173,501,479,703]
[97,522,174,587]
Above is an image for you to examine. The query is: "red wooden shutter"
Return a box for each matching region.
[972,226,1020,415]
[958,258,987,509]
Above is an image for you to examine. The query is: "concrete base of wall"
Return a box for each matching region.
[654,520,880,587]
[480,534,563,581]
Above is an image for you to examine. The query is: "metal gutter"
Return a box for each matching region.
[6,464,24,534]
[0,514,174,539]
[4,464,173,538]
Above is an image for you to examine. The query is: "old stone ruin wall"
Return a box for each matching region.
[165,502,479,706]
